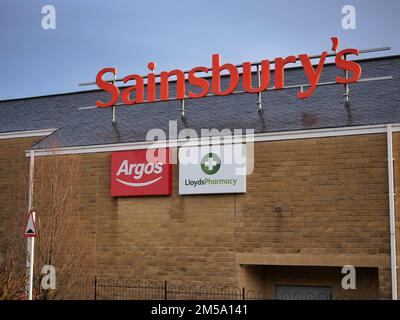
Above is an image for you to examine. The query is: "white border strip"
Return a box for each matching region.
[0,128,57,140]
[24,123,400,157]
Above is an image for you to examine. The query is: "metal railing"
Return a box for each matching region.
[67,277,269,300]
[40,277,378,300]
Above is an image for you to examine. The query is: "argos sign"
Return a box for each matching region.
[110,149,172,196]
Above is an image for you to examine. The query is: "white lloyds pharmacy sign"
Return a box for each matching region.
[179,144,246,195]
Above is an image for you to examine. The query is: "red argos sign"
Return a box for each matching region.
[110,148,172,197]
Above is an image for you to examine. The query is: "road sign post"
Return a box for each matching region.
[24,209,37,300]
[26,151,35,300]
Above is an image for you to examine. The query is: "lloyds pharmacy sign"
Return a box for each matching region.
[179,144,246,195]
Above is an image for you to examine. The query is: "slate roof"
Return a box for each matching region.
[0,55,399,150]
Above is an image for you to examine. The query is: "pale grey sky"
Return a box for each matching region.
[0,0,399,100]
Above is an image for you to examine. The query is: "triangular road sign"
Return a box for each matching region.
[24,209,37,238]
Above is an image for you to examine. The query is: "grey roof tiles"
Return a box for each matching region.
[0,55,399,149]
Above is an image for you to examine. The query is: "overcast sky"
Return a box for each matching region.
[0,0,399,100]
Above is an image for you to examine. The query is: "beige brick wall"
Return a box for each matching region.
[74,153,236,285]
[0,137,41,231]
[237,134,390,257]
[1,132,398,299]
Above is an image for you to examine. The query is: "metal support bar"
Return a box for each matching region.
[256,64,262,112]
[90,75,391,109]
[344,54,350,103]
[112,73,116,125]
[78,46,391,86]
[180,99,185,117]
[112,107,116,124]
[77,75,393,111]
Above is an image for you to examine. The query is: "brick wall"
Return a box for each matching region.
[0,132,397,299]
[74,153,236,285]
[237,134,389,257]
[0,137,41,233]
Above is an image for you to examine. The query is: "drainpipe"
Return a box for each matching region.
[387,124,398,300]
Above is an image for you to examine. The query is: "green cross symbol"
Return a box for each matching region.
[201,153,221,175]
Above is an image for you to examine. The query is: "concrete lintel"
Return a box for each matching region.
[237,253,390,268]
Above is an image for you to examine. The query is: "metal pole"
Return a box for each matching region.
[26,150,35,300]
[180,99,185,117]
[344,54,350,103]
[387,124,398,300]
[256,65,262,111]
[28,212,35,300]
[112,73,116,125]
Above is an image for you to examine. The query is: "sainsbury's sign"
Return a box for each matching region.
[95,37,362,108]
[110,149,172,197]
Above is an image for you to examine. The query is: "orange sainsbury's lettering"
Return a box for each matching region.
[121,74,144,105]
[160,70,186,100]
[94,37,362,107]
[211,53,239,96]
[274,56,297,89]
[242,60,270,93]
[188,66,209,98]
[297,52,328,99]
[147,62,157,102]
[95,67,119,108]
[335,48,361,83]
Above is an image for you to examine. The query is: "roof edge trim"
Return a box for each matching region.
[0,128,57,140]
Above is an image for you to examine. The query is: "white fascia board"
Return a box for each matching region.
[25,123,400,157]
[0,128,57,140]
